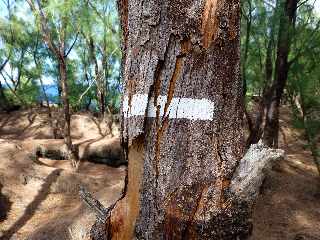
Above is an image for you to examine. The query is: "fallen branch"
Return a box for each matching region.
[79,186,119,222]
[230,141,285,202]
[79,186,109,222]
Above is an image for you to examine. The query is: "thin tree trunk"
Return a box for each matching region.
[86,1,283,239]
[246,0,278,148]
[99,91,105,116]
[26,0,77,164]
[0,82,9,111]
[89,36,106,117]
[0,72,26,106]
[263,0,298,148]
[58,59,76,160]
[245,37,274,148]
[39,76,58,139]
[242,0,252,96]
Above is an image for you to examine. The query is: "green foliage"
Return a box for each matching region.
[0,0,121,112]
[5,78,41,105]
[241,0,320,158]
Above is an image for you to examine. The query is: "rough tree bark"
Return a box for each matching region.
[263,0,298,148]
[88,0,284,239]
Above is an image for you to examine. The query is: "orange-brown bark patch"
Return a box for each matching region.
[163,56,183,115]
[181,38,192,55]
[201,0,219,49]
[154,116,169,178]
[110,136,145,240]
[163,183,205,239]
[228,3,239,40]
[127,78,137,108]
[153,61,164,106]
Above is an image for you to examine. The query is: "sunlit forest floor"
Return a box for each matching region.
[251,107,320,240]
[0,108,126,240]
[0,107,319,240]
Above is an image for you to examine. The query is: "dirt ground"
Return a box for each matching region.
[0,108,125,240]
[250,108,320,240]
[0,107,319,240]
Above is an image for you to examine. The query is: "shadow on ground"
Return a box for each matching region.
[0,169,62,240]
[0,182,12,224]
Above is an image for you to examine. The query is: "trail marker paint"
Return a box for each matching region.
[123,94,215,121]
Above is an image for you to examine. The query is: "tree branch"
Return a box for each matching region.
[79,185,118,222]
[0,58,9,73]
[26,0,60,57]
[231,141,285,202]
[64,32,79,58]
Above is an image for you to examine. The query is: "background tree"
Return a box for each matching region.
[80,0,121,116]
[242,0,320,149]
[287,23,320,175]
[262,0,298,148]
[0,0,122,114]
[26,0,90,164]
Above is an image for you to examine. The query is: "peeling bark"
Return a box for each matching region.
[230,142,284,202]
[89,0,283,239]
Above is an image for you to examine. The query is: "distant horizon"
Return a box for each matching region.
[1,82,59,98]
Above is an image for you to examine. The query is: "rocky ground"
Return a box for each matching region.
[0,107,319,240]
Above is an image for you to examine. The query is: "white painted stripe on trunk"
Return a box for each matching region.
[123,94,215,121]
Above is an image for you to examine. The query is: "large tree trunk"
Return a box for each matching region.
[87,1,283,239]
[116,0,245,238]
[263,0,298,148]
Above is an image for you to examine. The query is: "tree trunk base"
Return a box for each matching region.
[85,142,284,240]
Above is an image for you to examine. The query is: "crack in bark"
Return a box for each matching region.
[153,38,187,191]
[163,55,183,116]
[215,70,233,210]
[181,184,207,239]
[153,60,165,106]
